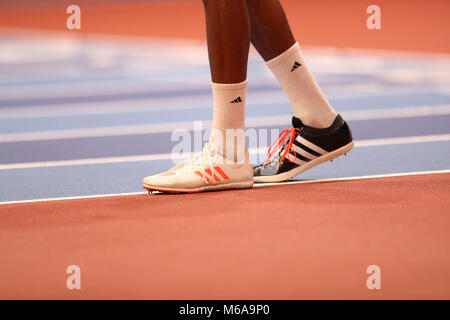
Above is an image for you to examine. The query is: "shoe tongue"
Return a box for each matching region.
[291,116,304,129]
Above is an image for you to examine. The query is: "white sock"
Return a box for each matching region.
[266,42,337,128]
[210,80,247,162]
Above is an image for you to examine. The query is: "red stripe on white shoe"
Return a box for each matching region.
[214,166,229,180]
[204,168,221,182]
[194,170,211,183]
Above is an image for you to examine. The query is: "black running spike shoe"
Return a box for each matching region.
[253,114,353,182]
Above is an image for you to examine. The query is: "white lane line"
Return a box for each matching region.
[255,169,450,187]
[354,133,450,147]
[0,192,148,206]
[0,121,209,143]
[1,133,449,170]
[0,95,214,119]
[0,169,448,206]
[0,153,178,170]
[1,104,450,143]
[342,104,450,121]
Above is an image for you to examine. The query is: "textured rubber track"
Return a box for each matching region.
[1,173,449,299]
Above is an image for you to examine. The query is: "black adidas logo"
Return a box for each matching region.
[291,61,301,71]
[231,96,242,103]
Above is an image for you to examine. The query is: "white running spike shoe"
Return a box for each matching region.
[143,142,253,193]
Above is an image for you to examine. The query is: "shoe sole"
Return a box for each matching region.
[143,181,254,194]
[254,141,354,183]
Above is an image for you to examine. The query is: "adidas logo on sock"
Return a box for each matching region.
[291,61,301,71]
[231,96,242,103]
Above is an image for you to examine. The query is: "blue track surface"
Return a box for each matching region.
[0,32,449,202]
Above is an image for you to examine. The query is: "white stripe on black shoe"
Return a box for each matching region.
[253,114,354,183]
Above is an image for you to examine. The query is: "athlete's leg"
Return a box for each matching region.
[202,0,250,161]
[247,0,353,182]
[142,0,253,193]
[203,0,250,83]
[247,0,336,128]
[247,0,295,61]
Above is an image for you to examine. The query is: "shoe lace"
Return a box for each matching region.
[263,127,300,169]
[173,142,217,184]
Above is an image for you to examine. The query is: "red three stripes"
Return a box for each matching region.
[194,166,229,182]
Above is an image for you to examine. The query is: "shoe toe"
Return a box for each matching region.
[142,175,152,185]
[143,173,202,190]
[142,175,157,187]
[253,165,262,176]
[143,175,172,188]
[252,160,280,177]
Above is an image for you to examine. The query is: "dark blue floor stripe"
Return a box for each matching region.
[1,115,449,164]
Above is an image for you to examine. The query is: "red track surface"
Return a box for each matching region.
[1,174,449,299]
[0,0,449,53]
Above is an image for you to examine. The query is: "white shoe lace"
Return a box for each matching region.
[173,142,217,184]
